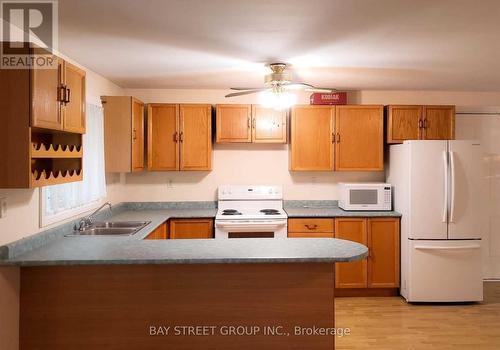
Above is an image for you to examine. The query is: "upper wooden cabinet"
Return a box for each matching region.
[290,106,335,171]
[216,104,252,142]
[335,105,384,171]
[102,96,145,173]
[335,217,400,290]
[0,46,84,188]
[62,61,86,133]
[148,104,212,171]
[290,105,383,171]
[386,105,455,143]
[30,52,86,134]
[251,106,287,143]
[216,104,287,143]
[423,105,455,140]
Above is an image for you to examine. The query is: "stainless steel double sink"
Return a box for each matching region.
[66,221,151,236]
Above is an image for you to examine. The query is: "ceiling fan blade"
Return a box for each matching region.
[230,87,262,91]
[284,83,315,90]
[225,89,268,98]
[304,88,337,93]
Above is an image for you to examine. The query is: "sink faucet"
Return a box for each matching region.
[76,202,112,231]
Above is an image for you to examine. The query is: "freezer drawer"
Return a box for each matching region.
[405,240,483,302]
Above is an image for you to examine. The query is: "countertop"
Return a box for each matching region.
[0,206,367,266]
[0,201,402,266]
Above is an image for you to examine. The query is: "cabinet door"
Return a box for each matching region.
[131,98,145,171]
[335,218,368,288]
[335,105,384,171]
[170,219,214,239]
[144,222,168,239]
[216,104,251,142]
[180,104,212,170]
[251,106,287,143]
[63,61,86,133]
[290,106,334,171]
[423,105,455,140]
[386,105,422,143]
[148,104,179,170]
[367,218,400,288]
[31,54,63,130]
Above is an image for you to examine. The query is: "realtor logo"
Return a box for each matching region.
[1,0,58,68]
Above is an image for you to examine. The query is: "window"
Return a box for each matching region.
[40,103,107,226]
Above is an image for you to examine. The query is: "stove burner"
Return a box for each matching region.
[260,209,280,215]
[222,209,242,215]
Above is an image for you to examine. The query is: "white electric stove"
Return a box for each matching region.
[215,185,288,239]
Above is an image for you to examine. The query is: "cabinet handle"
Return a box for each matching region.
[179,131,184,142]
[418,119,423,129]
[332,132,336,143]
[423,119,428,129]
[133,129,137,141]
[173,132,179,142]
[59,86,66,103]
[336,133,340,143]
[247,116,251,128]
[252,118,256,129]
[65,88,71,104]
[305,224,318,230]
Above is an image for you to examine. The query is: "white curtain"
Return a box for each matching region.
[43,103,107,217]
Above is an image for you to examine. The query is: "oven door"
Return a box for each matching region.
[215,219,287,239]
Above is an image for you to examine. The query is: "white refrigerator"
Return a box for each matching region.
[388,140,483,302]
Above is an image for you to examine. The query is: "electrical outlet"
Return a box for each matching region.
[0,198,6,218]
[167,179,173,188]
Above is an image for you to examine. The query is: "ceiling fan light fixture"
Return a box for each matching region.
[258,90,297,111]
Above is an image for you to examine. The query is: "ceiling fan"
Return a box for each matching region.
[225,63,336,98]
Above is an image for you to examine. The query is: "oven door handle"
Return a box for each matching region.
[215,220,287,232]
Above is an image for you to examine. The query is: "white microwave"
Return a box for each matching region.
[339,183,392,211]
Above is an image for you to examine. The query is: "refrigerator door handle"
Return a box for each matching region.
[449,151,456,223]
[414,245,480,251]
[442,151,448,223]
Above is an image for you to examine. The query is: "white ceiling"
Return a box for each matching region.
[58,0,500,91]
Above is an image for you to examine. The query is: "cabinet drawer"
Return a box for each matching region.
[288,231,334,238]
[288,218,334,233]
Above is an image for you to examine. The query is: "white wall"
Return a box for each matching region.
[108,89,500,203]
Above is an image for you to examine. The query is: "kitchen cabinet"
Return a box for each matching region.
[251,106,287,143]
[335,217,400,291]
[216,104,287,143]
[216,104,252,142]
[289,106,335,171]
[0,45,84,188]
[62,61,86,133]
[386,105,455,143]
[367,218,400,288]
[288,218,335,238]
[335,105,384,171]
[102,96,145,173]
[144,222,168,239]
[423,105,455,140]
[335,218,368,288]
[290,105,383,171]
[148,104,212,171]
[169,219,214,239]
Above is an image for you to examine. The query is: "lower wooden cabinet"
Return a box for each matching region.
[288,218,335,238]
[144,222,168,240]
[335,218,368,288]
[169,219,214,239]
[334,217,400,290]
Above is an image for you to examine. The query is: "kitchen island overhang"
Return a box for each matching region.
[6,238,367,350]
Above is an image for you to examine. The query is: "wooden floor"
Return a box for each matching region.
[336,282,500,350]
